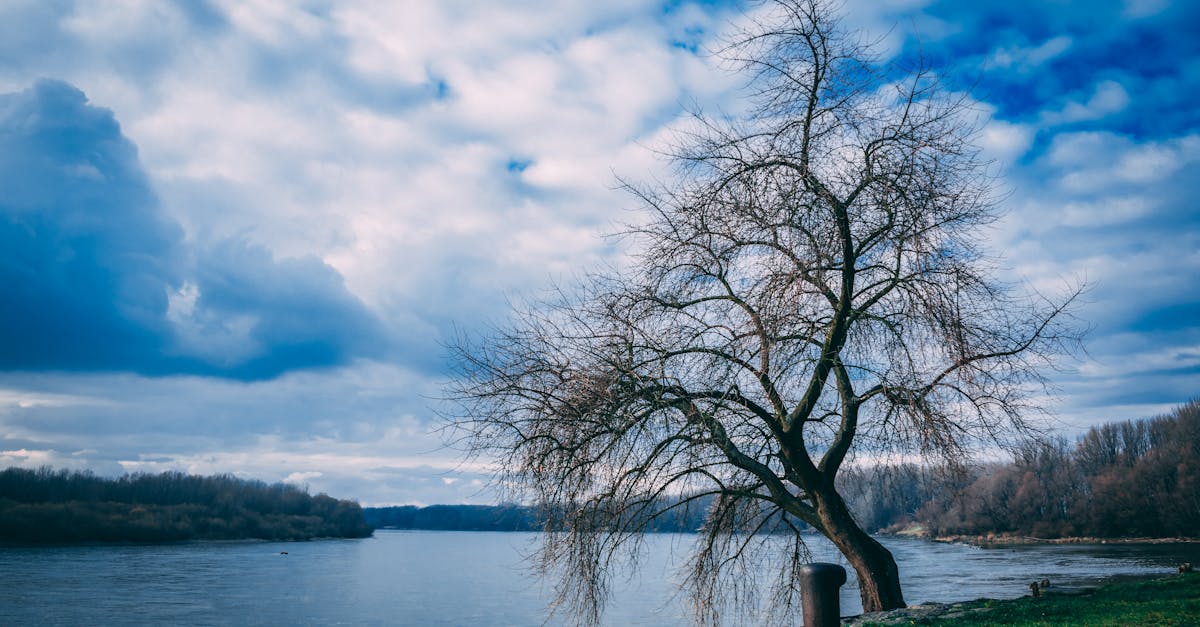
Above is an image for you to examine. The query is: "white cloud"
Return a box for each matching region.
[1115,141,1191,183]
[1058,196,1151,227]
[211,0,326,48]
[989,121,1200,428]
[1122,0,1170,18]
[283,470,323,484]
[62,0,190,45]
[1078,343,1200,379]
[0,389,107,410]
[1044,131,1198,193]
[1040,80,1130,126]
[66,2,739,337]
[333,4,441,85]
[979,118,1035,165]
[835,0,937,58]
[990,36,1073,72]
[0,361,481,503]
[1,448,57,465]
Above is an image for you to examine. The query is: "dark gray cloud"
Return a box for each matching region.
[181,239,389,379]
[0,80,389,380]
[0,80,183,371]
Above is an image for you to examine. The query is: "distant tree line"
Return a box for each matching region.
[365,499,712,533]
[915,399,1200,539]
[834,400,1200,539]
[365,504,540,531]
[0,468,372,543]
[367,401,1199,540]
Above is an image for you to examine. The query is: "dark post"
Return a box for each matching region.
[799,562,847,627]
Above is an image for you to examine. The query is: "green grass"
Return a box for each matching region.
[864,573,1200,626]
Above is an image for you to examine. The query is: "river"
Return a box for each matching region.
[2,530,1196,625]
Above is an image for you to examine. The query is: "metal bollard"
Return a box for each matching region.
[799,562,847,627]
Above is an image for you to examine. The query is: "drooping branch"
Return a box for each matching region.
[446,0,1082,621]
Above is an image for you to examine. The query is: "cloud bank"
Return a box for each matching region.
[0,80,388,380]
[0,0,1196,504]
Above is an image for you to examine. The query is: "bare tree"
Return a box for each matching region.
[448,0,1080,621]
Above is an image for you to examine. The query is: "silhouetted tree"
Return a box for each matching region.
[448,0,1081,620]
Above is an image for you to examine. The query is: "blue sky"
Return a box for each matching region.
[1,0,1196,505]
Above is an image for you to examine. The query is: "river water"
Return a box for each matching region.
[1,530,1196,625]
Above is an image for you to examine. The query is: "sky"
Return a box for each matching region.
[0,0,1197,506]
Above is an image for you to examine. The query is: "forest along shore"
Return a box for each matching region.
[842,400,1200,542]
[365,402,1200,540]
[0,467,371,543]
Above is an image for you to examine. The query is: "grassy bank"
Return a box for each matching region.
[855,573,1199,626]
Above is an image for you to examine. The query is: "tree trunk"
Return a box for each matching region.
[814,489,907,613]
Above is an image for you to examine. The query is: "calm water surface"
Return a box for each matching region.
[2,530,1197,625]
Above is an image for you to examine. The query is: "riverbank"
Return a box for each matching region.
[881,524,1200,546]
[845,572,1200,626]
[931,533,1200,546]
[0,468,372,543]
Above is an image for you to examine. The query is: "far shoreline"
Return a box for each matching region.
[926,534,1200,547]
[873,523,1200,547]
[373,525,1200,548]
[0,534,372,548]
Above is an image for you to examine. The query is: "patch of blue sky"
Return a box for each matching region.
[506,158,533,173]
[904,0,1200,141]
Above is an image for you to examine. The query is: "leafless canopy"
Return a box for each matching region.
[447,0,1080,622]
